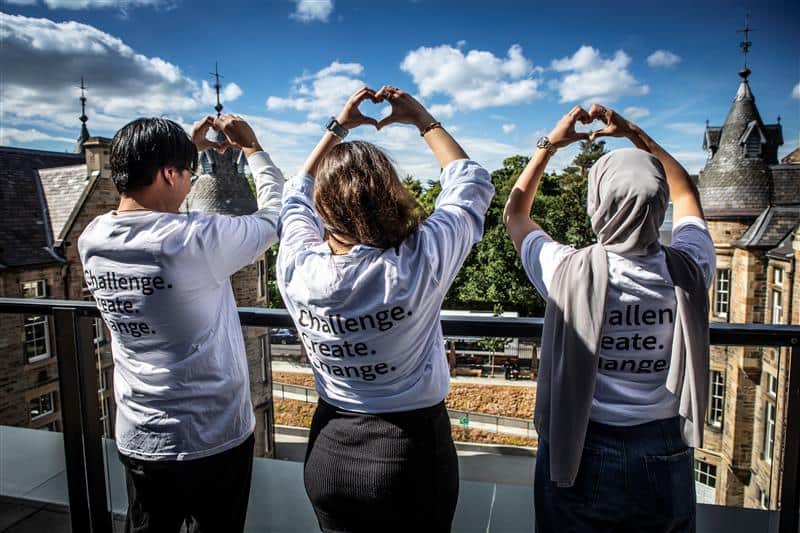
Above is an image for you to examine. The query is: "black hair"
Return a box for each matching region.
[109,118,198,194]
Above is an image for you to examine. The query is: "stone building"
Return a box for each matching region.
[0,80,276,458]
[693,47,800,510]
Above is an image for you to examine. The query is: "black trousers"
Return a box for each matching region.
[120,433,255,533]
[304,399,459,533]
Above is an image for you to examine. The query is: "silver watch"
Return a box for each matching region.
[536,136,557,156]
[325,117,348,139]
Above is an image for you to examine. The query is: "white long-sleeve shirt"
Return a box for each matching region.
[277,159,494,413]
[78,151,283,460]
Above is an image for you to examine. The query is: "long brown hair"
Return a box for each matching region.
[314,141,426,249]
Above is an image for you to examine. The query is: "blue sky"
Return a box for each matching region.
[1,0,798,181]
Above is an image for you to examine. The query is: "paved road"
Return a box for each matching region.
[272,359,537,388]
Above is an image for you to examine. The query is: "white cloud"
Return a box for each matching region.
[290,0,333,23]
[671,150,709,174]
[623,106,650,120]
[8,0,172,8]
[0,127,74,144]
[647,50,682,68]
[266,60,366,120]
[792,82,800,99]
[666,122,707,136]
[550,46,649,103]
[429,103,456,118]
[0,13,243,146]
[200,81,243,107]
[400,44,543,114]
[501,123,516,134]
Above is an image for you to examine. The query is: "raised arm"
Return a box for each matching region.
[375,85,467,168]
[588,105,704,223]
[303,87,379,177]
[503,106,591,253]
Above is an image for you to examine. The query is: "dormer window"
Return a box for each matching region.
[745,134,761,158]
[739,120,766,159]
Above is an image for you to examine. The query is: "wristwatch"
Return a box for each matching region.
[326,117,349,139]
[536,136,557,156]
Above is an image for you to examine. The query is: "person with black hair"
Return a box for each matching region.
[78,115,284,533]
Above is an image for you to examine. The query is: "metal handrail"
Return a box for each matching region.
[1,297,799,533]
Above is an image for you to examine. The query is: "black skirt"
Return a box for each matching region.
[304,398,459,533]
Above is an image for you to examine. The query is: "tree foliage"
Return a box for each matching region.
[404,141,606,316]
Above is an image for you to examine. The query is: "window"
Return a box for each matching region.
[763,400,776,462]
[100,397,112,437]
[22,280,46,298]
[714,269,730,318]
[745,134,761,158]
[25,316,51,363]
[767,374,779,398]
[99,368,110,391]
[773,267,784,286]
[257,258,267,299]
[695,460,717,487]
[93,318,106,344]
[772,289,783,324]
[22,280,51,363]
[259,335,269,383]
[708,371,725,428]
[759,486,769,509]
[29,392,55,420]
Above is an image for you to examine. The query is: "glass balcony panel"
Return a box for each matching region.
[0,312,71,527]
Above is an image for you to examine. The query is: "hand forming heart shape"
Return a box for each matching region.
[336,86,436,133]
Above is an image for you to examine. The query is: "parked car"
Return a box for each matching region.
[270,328,298,344]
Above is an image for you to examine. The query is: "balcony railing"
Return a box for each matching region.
[1,297,799,533]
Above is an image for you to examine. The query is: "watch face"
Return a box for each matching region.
[537,137,548,149]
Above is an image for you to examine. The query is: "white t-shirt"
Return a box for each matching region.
[521,217,715,426]
[78,152,284,460]
[277,159,494,413]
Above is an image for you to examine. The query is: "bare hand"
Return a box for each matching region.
[375,86,435,132]
[190,116,229,154]
[213,114,262,155]
[547,105,592,148]
[588,105,635,142]
[336,87,379,130]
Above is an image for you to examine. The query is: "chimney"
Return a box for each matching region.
[82,137,112,178]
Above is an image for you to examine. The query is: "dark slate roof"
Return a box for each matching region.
[703,127,722,152]
[182,147,256,216]
[733,205,800,250]
[38,164,90,244]
[766,231,795,260]
[698,79,784,218]
[0,146,84,268]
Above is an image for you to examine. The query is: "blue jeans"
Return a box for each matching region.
[534,416,696,533]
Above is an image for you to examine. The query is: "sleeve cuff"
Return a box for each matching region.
[673,216,708,232]
[245,150,276,172]
[521,229,552,257]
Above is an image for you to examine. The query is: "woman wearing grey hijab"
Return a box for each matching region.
[504,105,716,532]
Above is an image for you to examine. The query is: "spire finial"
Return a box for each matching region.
[211,62,224,116]
[78,76,88,124]
[737,14,754,80]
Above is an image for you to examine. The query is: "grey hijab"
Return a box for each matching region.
[534,148,709,487]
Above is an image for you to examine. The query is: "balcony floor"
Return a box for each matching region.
[0,426,782,533]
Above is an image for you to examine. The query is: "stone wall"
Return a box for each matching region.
[0,267,64,430]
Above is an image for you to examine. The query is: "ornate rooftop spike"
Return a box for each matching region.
[181,63,255,216]
[737,15,754,80]
[211,62,224,117]
[75,77,91,153]
[697,19,784,219]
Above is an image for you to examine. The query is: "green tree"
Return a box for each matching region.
[444,141,606,316]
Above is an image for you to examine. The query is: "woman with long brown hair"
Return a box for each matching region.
[276,85,493,532]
